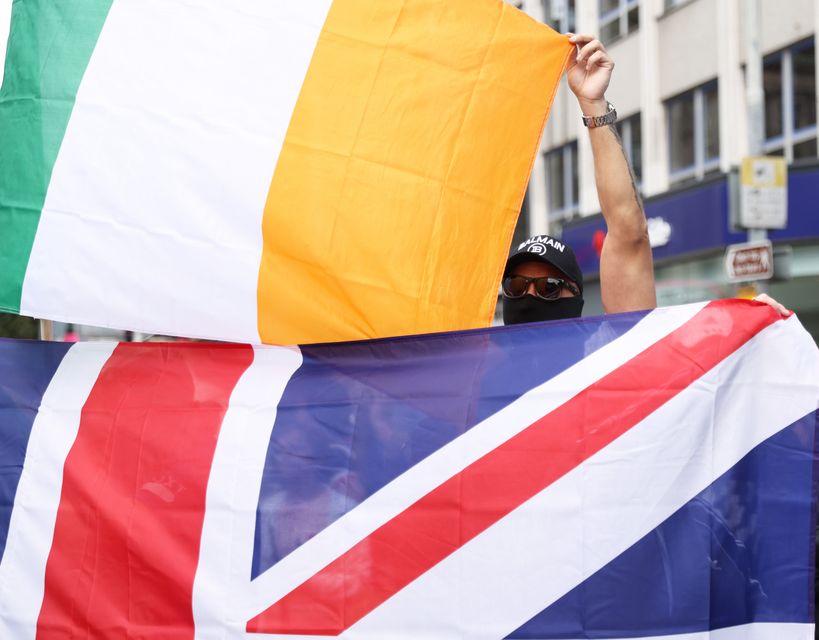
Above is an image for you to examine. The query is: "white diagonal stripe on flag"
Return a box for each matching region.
[193,345,303,639]
[349,315,818,639]
[242,302,708,618]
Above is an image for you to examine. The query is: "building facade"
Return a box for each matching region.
[509,0,819,340]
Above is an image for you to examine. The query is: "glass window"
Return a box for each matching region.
[631,115,643,181]
[544,142,578,219]
[542,0,575,33]
[511,189,531,249]
[764,58,784,139]
[793,138,817,160]
[616,113,643,184]
[600,0,619,13]
[763,39,817,161]
[668,96,695,172]
[600,19,620,44]
[793,44,816,132]
[571,142,579,203]
[667,82,720,182]
[599,0,639,45]
[547,150,565,210]
[704,85,720,161]
[627,5,639,33]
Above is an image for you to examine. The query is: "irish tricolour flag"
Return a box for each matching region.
[0,0,570,345]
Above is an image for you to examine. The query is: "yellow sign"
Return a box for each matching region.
[740,156,787,188]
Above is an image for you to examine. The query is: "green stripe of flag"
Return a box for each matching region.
[0,0,113,313]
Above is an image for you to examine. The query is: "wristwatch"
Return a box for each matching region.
[582,102,617,129]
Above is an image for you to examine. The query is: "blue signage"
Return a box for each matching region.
[561,163,819,275]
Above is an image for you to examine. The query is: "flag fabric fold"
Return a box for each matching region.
[0,300,817,639]
[0,0,571,345]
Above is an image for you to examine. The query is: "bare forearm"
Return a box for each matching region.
[580,99,656,312]
[567,35,656,313]
[579,98,645,242]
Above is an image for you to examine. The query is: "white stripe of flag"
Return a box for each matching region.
[349,315,819,638]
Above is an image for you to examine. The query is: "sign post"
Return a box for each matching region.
[38,319,54,341]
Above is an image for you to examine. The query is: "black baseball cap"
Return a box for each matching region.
[504,234,584,294]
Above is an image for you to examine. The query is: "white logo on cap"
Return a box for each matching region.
[518,235,566,253]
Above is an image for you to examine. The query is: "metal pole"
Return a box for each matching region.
[38,319,54,341]
[744,0,768,292]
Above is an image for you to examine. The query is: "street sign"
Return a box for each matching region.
[739,156,787,229]
[725,240,774,282]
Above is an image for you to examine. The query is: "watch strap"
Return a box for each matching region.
[582,102,617,128]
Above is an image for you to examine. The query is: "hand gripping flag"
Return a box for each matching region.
[0,300,818,639]
[0,0,571,345]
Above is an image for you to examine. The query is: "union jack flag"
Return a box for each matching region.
[0,300,817,639]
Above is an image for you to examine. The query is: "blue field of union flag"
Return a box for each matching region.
[0,299,817,639]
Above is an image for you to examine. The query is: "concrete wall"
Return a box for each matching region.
[752,0,814,56]
[606,29,642,116]
[658,0,720,99]
[542,80,581,149]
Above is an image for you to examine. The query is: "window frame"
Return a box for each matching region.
[666,81,720,184]
[599,0,639,45]
[762,38,817,162]
[544,141,579,222]
[663,0,692,13]
[541,0,576,33]
[616,112,643,188]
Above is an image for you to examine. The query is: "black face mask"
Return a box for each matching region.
[502,294,584,325]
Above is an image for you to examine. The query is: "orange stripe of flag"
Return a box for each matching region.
[257,0,572,345]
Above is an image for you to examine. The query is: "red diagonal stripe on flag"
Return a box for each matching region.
[37,343,253,639]
[247,301,781,635]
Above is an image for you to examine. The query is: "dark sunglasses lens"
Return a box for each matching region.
[503,276,529,298]
[535,278,563,300]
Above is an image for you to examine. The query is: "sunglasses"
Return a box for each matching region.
[502,275,581,301]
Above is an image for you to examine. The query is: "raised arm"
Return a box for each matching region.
[566,34,656,314]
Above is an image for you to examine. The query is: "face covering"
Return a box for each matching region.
[502,295,584,325]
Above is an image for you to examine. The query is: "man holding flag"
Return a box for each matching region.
[502,34,788,323]
[502,33,656,325]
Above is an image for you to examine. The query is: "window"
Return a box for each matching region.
[544,142,579,220]
[511,189,531,249]
[663,0,692,11]
[542,0,575,33]
[763,39,817,161]
[667,82,720,183]
[616,113,642,185]
[599,0,639,45]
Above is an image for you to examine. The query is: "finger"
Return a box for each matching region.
[569,33,596,45]
[577,39,604,62]
[754,294,790,316]
[585,50,606,70]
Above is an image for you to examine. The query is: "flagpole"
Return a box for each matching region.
[744,0,768,295]
[38,319,54,341]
